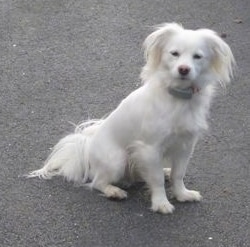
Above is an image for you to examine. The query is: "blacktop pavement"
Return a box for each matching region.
[1,0,249,246]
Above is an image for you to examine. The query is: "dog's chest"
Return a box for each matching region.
[141,99,208,143]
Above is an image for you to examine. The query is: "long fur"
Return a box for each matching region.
[27,23,235,214]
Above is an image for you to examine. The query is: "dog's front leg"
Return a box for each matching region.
[170,136,202,202]
[129,141,174,214]
[149,171,175,214]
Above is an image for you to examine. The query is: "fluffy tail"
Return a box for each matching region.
[27,120,102,184]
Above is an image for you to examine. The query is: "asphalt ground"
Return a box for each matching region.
[1,0,249,246]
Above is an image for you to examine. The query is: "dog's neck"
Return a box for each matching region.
[168,85,200,100]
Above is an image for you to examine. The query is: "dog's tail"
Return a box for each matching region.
[26,120,103,184]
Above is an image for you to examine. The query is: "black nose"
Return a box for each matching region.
[178,65,190,76]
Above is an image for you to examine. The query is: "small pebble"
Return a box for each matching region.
[221,33,227,38]
[234,18,243,24]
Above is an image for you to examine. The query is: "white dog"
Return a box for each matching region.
[27,23,235,214]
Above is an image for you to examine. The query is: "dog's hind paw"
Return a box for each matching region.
[163,168,171,179]
[103,185,128,200]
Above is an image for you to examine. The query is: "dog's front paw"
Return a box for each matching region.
[174,189,202,202]
[151,200,175,214]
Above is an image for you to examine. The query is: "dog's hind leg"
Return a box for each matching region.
[89,149,128,200]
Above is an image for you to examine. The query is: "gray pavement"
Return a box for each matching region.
[1,0,249,246]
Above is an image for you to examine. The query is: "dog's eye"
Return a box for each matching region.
[193,54,202,59]
[170,51,180,57]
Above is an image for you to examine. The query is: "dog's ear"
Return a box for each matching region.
[141,23,183,82]
[200,29,236,86]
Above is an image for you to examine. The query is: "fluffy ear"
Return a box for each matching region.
[200,29,236,86]
[141,23,183,81]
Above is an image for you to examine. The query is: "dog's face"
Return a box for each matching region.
[161,30,213,88]
[141,23,235,89]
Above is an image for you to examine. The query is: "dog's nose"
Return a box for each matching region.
[178,65,190,76]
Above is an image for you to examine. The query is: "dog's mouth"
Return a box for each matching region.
[179,75,189,80]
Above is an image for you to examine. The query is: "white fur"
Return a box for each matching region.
[27,23,235,214]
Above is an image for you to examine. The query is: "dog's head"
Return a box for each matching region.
[141,23,235,90]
